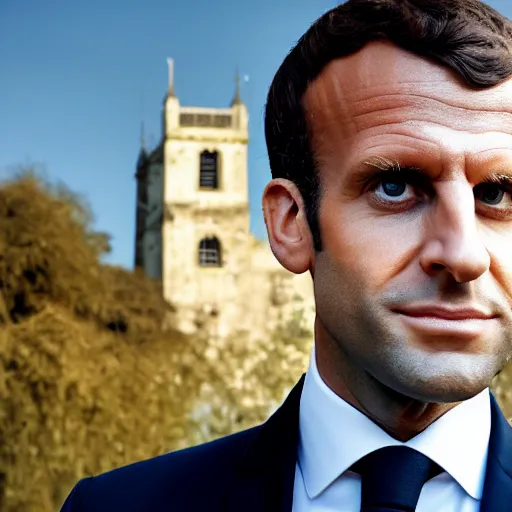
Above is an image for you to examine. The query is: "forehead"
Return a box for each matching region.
[303,41,512,165]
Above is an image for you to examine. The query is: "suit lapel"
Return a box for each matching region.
[225,375,305,512]
[480,394,512,512]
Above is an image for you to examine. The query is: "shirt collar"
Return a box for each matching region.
[298,348,491,500]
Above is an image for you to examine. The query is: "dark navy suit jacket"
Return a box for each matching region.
[60,376,512,511]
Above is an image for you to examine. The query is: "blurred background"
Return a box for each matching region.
[1,1,512,510]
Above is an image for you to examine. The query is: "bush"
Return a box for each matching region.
[0,173,196,510]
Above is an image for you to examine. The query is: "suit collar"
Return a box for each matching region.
[480,393,512,511]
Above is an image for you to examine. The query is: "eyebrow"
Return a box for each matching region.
[352,156,424,185]
[362,156,404,172]
[358,155,512,188]
[361,156,424,174]
[487,173,512,188]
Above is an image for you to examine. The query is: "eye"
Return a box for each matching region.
[373,175,417,203]
[474,183,506,206]
[378,178,408,198]
[473,179,512,220]
[364,168,432,211]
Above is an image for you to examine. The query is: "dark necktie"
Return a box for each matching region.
[352,445,442,512]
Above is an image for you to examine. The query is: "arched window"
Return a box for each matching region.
[199,150,219,189]
[199,236,222,267]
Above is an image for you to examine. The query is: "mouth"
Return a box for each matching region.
[391,305,498,339]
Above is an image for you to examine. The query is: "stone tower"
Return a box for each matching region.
[135,60,315,340]
[135,60,258,336]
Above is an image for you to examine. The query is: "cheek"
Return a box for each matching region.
[486,230,512,304]
[320,201,423,290]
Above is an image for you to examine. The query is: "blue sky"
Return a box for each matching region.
[1,0,511,268]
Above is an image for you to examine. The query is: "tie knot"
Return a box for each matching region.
[353,446,442,512]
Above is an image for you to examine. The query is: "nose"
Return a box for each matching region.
[419,181,490,283]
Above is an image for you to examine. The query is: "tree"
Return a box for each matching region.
[0,172,197,510]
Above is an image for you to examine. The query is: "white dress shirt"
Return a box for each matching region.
[292,349,491,511]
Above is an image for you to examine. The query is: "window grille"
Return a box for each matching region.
[199,150,219,189]
[199,237,222,267]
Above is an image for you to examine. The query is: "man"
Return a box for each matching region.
[61,0,512,510]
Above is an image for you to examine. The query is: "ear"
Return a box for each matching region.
[262,178,314,274]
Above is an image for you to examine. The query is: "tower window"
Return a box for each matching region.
[199,237,222,267]
[199,150,219,189]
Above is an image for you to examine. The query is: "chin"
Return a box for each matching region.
[393,378,489,405]
[374,350,500,404]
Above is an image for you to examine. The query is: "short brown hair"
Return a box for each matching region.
[265,0,512,250]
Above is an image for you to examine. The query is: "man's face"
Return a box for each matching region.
[305,41,512,403]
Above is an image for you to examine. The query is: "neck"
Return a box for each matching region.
[314,324,461,442]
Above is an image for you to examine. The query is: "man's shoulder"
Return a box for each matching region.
[93,424,261,482]
[61,425,262,512]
